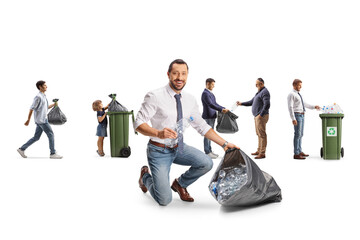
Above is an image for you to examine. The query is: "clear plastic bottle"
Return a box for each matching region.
[321,103,344,114]
[212,167,249,204]
[231,102,238,112]
[164,116,194,147]
[333,103,343,114]
[321,105,326,113]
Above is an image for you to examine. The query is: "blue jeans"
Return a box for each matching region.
[20,121,56,155]
[143,142,213,206]
[293,113,305,155]
[203,118,216,154]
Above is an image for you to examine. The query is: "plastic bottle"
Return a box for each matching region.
[333,103,343,114]
[320,103,344,114]
[320,106,326,113]
[164,116,194,147]
[212,167,248,204]
[231,102,238,112]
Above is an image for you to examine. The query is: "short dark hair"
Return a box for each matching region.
[257,78,264,84]
[293,79,302,86]
[168,59,189,73]
[206,78,215,85]
[36,80,46,90]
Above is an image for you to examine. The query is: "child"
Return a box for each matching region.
[92,100,109,157]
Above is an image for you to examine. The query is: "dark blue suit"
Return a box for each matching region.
[201,89,224,119]
[201,88,224,154]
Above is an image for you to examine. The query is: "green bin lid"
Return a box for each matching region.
[319,113,344,118]
[107,110,134,115]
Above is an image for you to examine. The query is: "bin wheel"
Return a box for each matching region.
[320,147,323,158]
[341,147,344,158]
[120,147,131,157]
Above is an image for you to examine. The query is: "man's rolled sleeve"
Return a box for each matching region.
[134,92,157,130]
[30,96,40,110]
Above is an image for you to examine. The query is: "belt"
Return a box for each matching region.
[149,140,178,149]
[295,112,305,115]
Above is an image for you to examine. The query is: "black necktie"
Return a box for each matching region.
[174,94,184,151]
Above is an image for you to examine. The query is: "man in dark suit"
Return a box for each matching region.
[201,78,229,159]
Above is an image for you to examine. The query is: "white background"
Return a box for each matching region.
[1,0,359,239]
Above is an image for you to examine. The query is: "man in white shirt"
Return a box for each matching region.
[17,81,62,159]
[287,79,320,160]
[135,59,238,206]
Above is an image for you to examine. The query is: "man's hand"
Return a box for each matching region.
[157,128,177,139]
[315,105,320,110]
[236,101,241,106]
[222,108,229,113]
[224,142,240,151]
[24,119,30,126]
[256,114,262,119]
[48,103,56,109]
[292,120,297,125]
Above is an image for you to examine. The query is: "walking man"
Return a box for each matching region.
[201,78,229,159]
[17,81,62,159]
[237,78,270,159]
[135,59,238,206]
[287,79,320,160]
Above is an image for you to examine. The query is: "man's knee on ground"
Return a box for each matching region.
[157,195,172,206]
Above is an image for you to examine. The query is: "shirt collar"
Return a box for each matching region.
[205,88,212,93]
[292,89,299,94]
[166,83,181,97]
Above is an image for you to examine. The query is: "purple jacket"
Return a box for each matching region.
[201,88,224,119]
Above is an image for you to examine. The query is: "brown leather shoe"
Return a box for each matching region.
[251,151,259,155]
[171,179,194,202]
[255,154,266,159]
[300,152,309,157]
[294,154,306,160]
[139,166,149,193]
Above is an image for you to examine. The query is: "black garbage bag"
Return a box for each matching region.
[209,148,282,207]
[216,111,238,133]
[108,94,128,112]
[48,99,67,125]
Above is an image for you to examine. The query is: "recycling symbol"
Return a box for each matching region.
[327,127,337,137]
[328,128,335,135]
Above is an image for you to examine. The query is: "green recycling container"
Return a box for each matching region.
[107,111,136,158]
[319,113,344,160]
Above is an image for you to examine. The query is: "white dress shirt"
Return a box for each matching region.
[287,89,315,121]
[134,84,211,144]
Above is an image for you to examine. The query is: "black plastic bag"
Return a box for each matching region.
[216,111,238,133]
[48,99,67,125]
[108,94,128,112]
[209,148,282,207]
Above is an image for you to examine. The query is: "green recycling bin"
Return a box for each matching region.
[319,113,344,160]
[108,110,136,158]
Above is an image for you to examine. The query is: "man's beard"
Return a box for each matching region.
[170,79,186,91]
